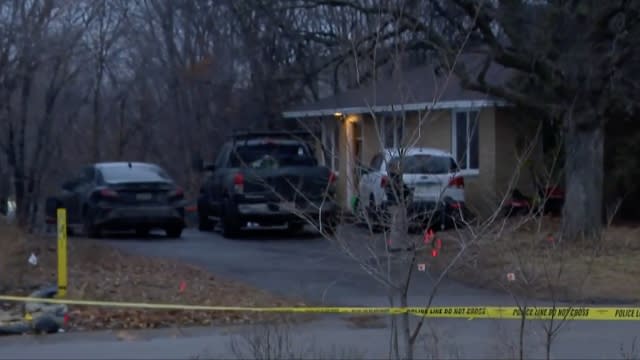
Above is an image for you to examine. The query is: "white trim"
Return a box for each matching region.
[282,100,510,119]
[321,120,340,172]
[451,109,480,172]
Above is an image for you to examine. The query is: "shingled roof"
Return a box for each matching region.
[283,54,513,118]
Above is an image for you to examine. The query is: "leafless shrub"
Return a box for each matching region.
[620,337,640,360]
[227,322,365,360]
[420,322,465,360]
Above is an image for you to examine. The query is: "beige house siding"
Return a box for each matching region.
[494,108,543,198]
[309,106,540,216]
[359,111,452,166]
[361,115,382,167]
[460,108,497,217]
[404,110,452,150]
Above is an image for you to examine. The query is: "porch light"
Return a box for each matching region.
[333,112,343,117]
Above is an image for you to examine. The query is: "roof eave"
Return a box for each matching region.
[282,99,511,119]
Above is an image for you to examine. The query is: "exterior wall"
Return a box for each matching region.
[361,114,383,166]
[463,108,498,217]
[404,110,451,150]
[359,108,500,217]
[314,106,541,217]
[494,108,543,198]
[359,110,452,166]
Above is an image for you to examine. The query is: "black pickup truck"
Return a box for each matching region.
[196,131,339,238]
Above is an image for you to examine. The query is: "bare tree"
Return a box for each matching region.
[290,0,640,242]
[86,0,128,162]
[0,0,94,228]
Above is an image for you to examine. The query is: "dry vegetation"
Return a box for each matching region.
[419,217,640,303]
[0,220,312,331]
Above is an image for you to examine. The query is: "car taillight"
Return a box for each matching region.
[546,186,564,198]
[328,171,337,184]
[99,188,119,198]
[169,187,184,200]
[448,176,464,189]
[380,175,389,188]
[233,173,244,193]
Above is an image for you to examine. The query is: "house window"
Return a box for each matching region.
[322,120,340,172]
[379,115,404,149]
[452,110,479,171]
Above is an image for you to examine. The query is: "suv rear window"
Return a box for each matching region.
[388,155,458,174]
[100,164,171,183]
[230,143,316,168]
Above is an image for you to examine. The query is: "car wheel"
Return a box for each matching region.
[319,215,338,236]
[82,209,101,239]
[220,198,242,239]
[355,195,369,224]
[287,222,305,234]
[165,226,183,239]
[135,227,150,238]
[367,195,384,233]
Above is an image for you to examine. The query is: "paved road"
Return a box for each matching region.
[1,316,639,359]
[101,226,511,307]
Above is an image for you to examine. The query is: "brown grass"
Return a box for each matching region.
[0,219,313,331]
[420,217,640,304]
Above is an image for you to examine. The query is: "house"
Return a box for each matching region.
[282,57,543,216]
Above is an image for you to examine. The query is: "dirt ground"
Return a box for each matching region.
[419,217,640,304]
[0,220,312,331]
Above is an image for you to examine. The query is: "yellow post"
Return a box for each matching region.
[56,208,68,298]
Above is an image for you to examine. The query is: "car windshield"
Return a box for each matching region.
[230,143,316,168]
[388,154,458,174]
[100,164,171,183]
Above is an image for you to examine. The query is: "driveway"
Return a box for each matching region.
[2,226,639,359]
[101,226,517,307]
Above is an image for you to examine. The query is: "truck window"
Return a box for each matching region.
[230,143,317,168]
[388,155,459,174]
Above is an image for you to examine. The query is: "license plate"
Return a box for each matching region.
[414,185,436,197]
[136,193,153,201]
[279,202,296,212]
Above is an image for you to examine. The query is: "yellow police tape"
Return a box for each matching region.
[1,295,639,321]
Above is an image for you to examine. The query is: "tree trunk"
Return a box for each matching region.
[562,122,604,241]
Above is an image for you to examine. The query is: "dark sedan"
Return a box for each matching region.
[45,162,186,238]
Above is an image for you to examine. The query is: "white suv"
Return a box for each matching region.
[357,147,465,229]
